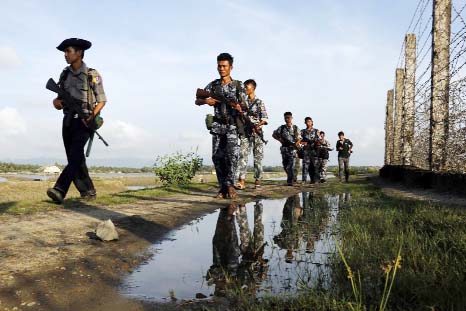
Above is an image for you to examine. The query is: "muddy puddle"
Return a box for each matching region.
[121,192,351,302]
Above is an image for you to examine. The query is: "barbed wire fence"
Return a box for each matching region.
[385,0,466,174]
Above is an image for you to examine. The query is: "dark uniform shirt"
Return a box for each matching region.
[204,79,245,128]
[59,62,107,117]
[336,139,353,158]
[301,128,319,154]
[274,124,301,147]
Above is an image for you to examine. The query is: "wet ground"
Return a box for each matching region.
[1,178,329,311]
[121,191,351,303]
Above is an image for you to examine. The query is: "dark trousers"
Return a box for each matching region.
[281,147,295,184]
[338,157,350,181]
[302,152,318,182]
[54,117,95,197]
[212,129,239,188]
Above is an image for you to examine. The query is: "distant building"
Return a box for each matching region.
[43,165,61,175]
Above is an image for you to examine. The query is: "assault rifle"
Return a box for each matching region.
[196,88,268,144]
[46,78,109,157]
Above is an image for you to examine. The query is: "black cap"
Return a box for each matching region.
[56,38,92,51]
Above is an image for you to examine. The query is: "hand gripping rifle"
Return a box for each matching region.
[46,78,109,157]
[195,88,268,144]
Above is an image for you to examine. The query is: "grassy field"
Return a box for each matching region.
[0,172,284,214]
[216,178,466,311]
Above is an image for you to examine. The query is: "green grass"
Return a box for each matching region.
[218,177,466,311]
[0,180,215,214]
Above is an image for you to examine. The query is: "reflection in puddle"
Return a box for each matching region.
[266,173,335,181]
[122,192,350,302]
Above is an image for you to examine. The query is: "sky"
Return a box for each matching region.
[0,0,420,167]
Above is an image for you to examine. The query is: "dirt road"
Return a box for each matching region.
[0,181,310,311]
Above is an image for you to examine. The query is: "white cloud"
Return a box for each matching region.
[0,47,21,69]
[102,119,151,148]
[0,107,27,136]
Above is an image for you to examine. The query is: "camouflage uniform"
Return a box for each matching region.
[273,124,301,184]
[236,202,265,256]
[204,79,245,189]
[53,62,106,197]
[273,195,303,261]
[209,206,240,278]
[237,97,268,181]
[293,156,301,182]
[301,128,320,183]
[317,138,332,181]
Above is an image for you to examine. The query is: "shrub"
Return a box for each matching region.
[154,152,203,185]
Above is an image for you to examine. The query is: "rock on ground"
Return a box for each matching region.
[95,219,119,241]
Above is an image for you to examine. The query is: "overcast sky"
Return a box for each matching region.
[0,0,419,167]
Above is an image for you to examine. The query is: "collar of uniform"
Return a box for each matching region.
[247,96,256,103]
[68,62,88,76]
[216,77,235,86]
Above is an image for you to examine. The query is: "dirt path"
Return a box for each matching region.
[0,182,313,311]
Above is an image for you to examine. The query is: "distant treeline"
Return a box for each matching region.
[0,162,42,173]
[88,166,153,173]
[1,161,380,175]
[198,165,283,173]
[0,162,154,174]
[328,166,380,175]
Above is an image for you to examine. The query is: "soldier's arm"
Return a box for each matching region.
[258,100,268,125]
[87,70,107,122]
[272,128,283,143]
[195,98,218,106]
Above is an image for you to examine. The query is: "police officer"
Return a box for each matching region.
[195,53,244,199]
[235,79,268,190]
[336,131,353,182]
[46,38,107,204]
[316,131,333,182]
[301,117,320,184]
[272,112,302,186]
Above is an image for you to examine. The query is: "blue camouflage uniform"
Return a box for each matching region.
[273,124,301,184]
[301,128,320,183]
[237,97,268,181]
[204,79,245,189]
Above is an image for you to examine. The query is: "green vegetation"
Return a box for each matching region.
[0,161,153,174]
[214,178,466,311]
[0,162,41,173]
[154,152,203,185]
[0,177,214,214]
[328,166,380,175]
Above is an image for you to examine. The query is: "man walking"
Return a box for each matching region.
[46,38,107,204]
[300,117,320,184]
[272,112,301,186]
[316,131,333,183]
[336,131,353,182]
[236,79,268,190]
[195,53,245,198]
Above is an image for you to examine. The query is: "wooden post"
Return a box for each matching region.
[393,68,405,165]
[430,0,451,171]
[385,89,394,165]
[402,34,417,166]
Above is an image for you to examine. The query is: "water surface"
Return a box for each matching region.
[121,192,351,302]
